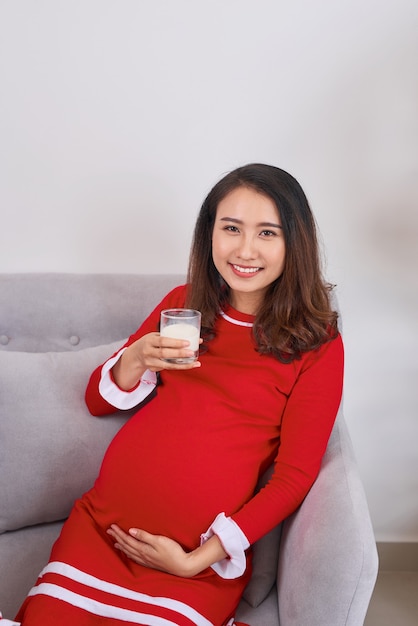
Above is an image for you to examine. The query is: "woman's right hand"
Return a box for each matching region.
[111,332,201,391]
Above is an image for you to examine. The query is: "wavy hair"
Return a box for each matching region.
[186,163,338,362]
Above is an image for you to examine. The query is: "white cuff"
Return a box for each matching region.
[0,614,20,625]
[98,348,157,410]
[200,512,249,579]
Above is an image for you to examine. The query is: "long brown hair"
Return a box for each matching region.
[186,163,338,362]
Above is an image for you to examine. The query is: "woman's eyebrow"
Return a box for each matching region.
[219,217,282,229]
[258,221,283,229]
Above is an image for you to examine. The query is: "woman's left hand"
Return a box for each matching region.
[107,525,198,578]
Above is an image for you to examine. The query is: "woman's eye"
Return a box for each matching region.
[260,229,276,237]
[224,225,239,233]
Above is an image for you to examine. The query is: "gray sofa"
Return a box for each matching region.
[0,273,378,625]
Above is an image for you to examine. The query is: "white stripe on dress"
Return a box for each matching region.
[30,561,214,626]
[29,583,188,626]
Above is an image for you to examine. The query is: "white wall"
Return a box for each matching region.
[1,0,417,542]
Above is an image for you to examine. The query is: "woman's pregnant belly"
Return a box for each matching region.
[87,400,260,550]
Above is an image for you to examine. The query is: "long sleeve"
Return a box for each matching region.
[231,333,344,546]
[85,285,187,416]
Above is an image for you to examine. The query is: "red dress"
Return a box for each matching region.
[15,285,344,626]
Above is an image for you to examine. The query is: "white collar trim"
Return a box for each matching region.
[220,310,253,328]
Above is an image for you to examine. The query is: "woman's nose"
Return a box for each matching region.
[237,235,257,259]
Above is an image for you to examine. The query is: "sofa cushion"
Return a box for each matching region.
[243,522,282,607]
[242,466,282,607]
[0,342,129,533]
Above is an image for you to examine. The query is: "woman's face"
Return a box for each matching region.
[212,186,286,314]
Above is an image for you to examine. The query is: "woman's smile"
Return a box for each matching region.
[230,263,263,276]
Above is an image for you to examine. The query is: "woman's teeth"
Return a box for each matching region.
[232,265,260,274]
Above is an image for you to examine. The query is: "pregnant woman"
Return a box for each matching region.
[14,164,344,626]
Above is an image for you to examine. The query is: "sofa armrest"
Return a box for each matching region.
[276,408,378,626]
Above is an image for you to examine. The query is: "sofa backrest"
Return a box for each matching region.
[0,273,185,353]
[0,272,186,538]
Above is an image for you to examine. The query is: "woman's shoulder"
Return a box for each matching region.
[303,330,344,367]
[159,283,188,307]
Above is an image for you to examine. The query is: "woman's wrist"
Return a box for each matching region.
[185,535,228,577]
[111,346,146,391]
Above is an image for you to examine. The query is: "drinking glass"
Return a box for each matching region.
[160,308,201,363]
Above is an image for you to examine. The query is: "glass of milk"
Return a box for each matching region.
[160,309,201,363]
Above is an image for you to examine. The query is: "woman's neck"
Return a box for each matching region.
[229,291,262,316]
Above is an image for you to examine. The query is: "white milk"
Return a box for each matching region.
[160,322,200,351]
